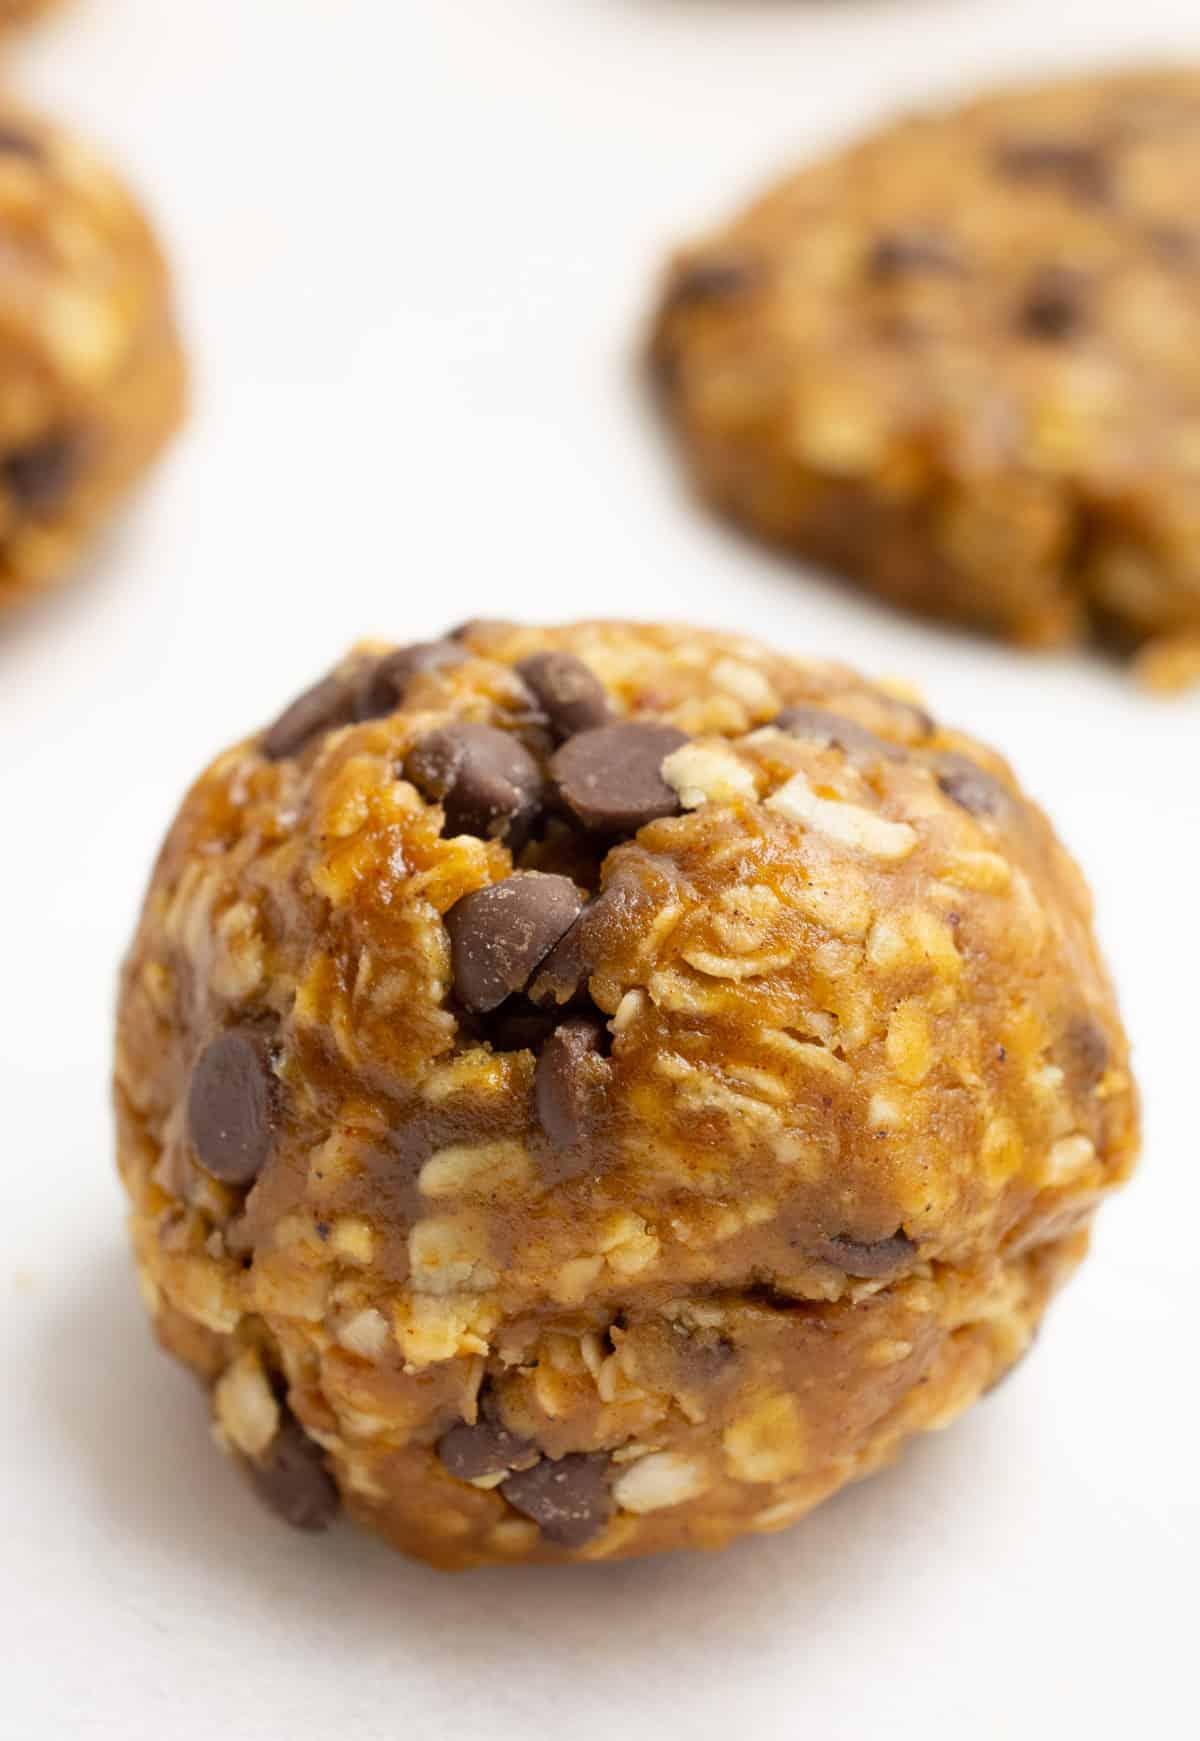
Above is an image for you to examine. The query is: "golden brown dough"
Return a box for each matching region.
[0,101,185,607]
[115,621,1139,1568]
[0,0,58,23]
[651,70,1200,670]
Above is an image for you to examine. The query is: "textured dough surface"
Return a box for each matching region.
[652,70,1200,667]
[115,620,1139,1568]
[0,102,185,607]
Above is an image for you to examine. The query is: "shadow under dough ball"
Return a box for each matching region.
[114,620,1139,1568]
[651,69,1200,680]
[0,102,186,608]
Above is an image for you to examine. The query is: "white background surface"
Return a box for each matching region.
[1,1,1195,1736]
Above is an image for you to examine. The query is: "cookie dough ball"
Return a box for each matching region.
[0,0,58,24]
[115,621,1138,1569]
[652,70,1200,667]
[0,105,185,607]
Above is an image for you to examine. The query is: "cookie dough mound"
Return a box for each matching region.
[652,70,1200,661]
[0,0,58,24]
[0,104,185,607]
[115,621,1139,1569]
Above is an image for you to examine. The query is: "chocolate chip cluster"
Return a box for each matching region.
[116,620,1139,1567]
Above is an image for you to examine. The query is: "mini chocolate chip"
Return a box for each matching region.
[526,910,591,1008]
[935,752,1013,819]
[812,1230,916,1278]
[773,705,904,762]
[516,651,613,740]
[995,138,1111,204]
[405,722,543,845]
[1063,1013,1110,1086]
[551,721,687,834]
[447,617,517,642]
[247,1416,339,1531]
[897,702,936,740]
[674,1327,737,1383]
[666,254,764,307]
[188,1029,277,1185]
[500,1452,613,1549]
[869,691,937,742]
[651,340,683,394]
[4,432,80,513]
[535,1015,609,1166]
[437,1410,539,1482]
[529,863,668,1008]
[1018,266,1087,340]
[446,872,584,1013]
[868,230,963,281]
[1147,222,1199,264]
[262,669,360,760]
[0,124,42,160]
[355,641,467,722]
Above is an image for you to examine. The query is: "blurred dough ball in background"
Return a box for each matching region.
[0,0,60,27]
[651,69,1200,690]
[0,101,186,609]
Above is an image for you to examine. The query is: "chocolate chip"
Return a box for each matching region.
[535,1016,609,1167]
[500,1452,613,1549]
[529,862,670,1008]
[262,669,360,760]
[673,1327,737,1383]
[355,641,467,722]
[4,432,80,513]
[868,230,963,281]
[1018,266,1087,340]
[551,721,687,835]
[812,1230,916,1278]
[437,1405,539,1482]
[516,651,613,740]
[1063,1013,1109,1086]
[188,1029,277,1185]
[447,618,517,642]
[405,722,543,845]
[526,907,593,1008]
[666,254,764,307]
[995,138,1111,204]
[446,872,584,1013]
[650,340,683,394]
[1147,222,1199,264]
[935,752,1013,819]
[774,705,904,762]
[247,1416,339,1531]
[0,125,42,160]
[870,692,937,742]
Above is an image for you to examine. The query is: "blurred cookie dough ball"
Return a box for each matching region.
[0,103,185,607]
[116,621,1139,1568]
[0,0,59,23]
[652,70,1200,678]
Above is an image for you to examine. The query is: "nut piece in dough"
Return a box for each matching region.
[115,620,1139,1568]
